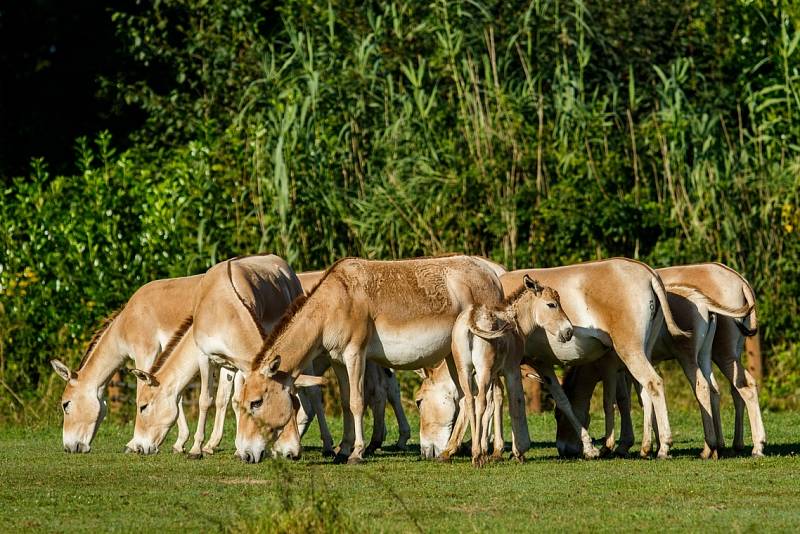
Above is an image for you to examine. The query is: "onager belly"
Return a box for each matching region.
[366,320,453,370]
[527,327,611,366]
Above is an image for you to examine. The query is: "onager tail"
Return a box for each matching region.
[651,277,691,338]
[467,306,515,340]
[737,283,759,337]
[665,284,753,318]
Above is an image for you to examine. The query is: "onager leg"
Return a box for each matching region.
[490,379,505,460]
[331,361,354,461]
[616,371,634,456]
[503,355,531,461]
[473,351,494,466]
[365,368,387,456]
[449,330,480,466]
[188,356,215,459]
[172,398,190,453]
[343,347,367,464]
[310,358,336,456]
[697,315,724,450]
[386,371,411,450]
[541,365,599,459]
[675,351,718,459]
[204,367,235,454]
[620,347,672,459]
[600,366,618,457]
[714,351,766,457]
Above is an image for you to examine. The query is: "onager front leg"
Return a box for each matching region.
[503,355,531,461]
[541,365,599,459]
[387,371,411,450]
[204,367,235,455]
[172,398,190,453]
[188,355,215,459]
[343,347,367,464]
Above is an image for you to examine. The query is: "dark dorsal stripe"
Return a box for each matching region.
[148,316,194,374]
[78,306,125,372]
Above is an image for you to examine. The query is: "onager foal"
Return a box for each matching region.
[51,275,203,453]
[447,275,573,465]
[237,256,525,465]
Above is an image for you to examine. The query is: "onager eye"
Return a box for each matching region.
[139,404,148,414]
[250,399,263,412]
[62,401,70,413]
[547,302,557,309]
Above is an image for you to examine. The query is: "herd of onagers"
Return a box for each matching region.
[51,254,763,466]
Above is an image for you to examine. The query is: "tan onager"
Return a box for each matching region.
[556,263,764,457]
[237,255,535,465]
[50,275,203,453]
[296,271,412,453]
[417,258,689,459]
[553,283,752,458]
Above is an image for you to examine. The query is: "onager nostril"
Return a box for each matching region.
[258,449,266,463]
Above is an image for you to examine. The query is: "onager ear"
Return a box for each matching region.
[51,359,75,382]
[294,375,328,388]
[264,356,282,377]
[414,368,429,380]
[130,369,159,387]
[523,275,544,295]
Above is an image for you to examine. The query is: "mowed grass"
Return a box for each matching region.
[1,408,799,533]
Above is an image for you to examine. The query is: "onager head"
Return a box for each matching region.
[469,275,573,343]
[51,360,107,453]
[237,358,327,463]
[415,366,459,459]
[126,369,175,455]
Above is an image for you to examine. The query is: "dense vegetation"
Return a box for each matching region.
[1,0,799,417]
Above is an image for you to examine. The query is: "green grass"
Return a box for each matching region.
[1,408,799,533]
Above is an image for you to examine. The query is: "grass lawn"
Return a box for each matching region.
[1,408,799,532]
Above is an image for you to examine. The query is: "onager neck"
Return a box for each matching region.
[153,334,199,395]
[257,297,325,377]
[76,321,126,388]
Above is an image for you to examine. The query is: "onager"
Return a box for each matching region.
[446,276,573,465]
[297,271,412,453]
[238,255,531,465]
[417,259,689,459]
[657,263,764,456]
[126,321,304,456]
[181,254,330,461]
[50,275,203,453]
[554,284,752,459]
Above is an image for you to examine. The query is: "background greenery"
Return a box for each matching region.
[1,0,799,419]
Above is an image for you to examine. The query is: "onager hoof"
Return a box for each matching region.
[172,445,185,454]
[435,453,452,464]
[201,447,215,456]
[752,450,765,459]
[656,451,672,460]
[583,445,601,460]
[347,456,365,465]
[364,443,381,456]
[613,447,630,459]
[471,454,487,468]
[322,448,336,458]
[333,453,349,464]
[599,446,613,459]
[510,452,524,464]
[187,452,203,460]
[639,448,651,459]
[489,450,504,462]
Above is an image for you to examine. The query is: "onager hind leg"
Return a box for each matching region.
[503,355,531,461]
[490,379,505,460]
[342,345,367,464]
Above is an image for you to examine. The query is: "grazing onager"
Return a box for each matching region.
[184,254,332,461]
[238,255,528,465]
[50,275,203,453]
[417,259,689,459]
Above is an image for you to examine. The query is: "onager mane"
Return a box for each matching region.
[77,306,125,372]
[147,316,194,374]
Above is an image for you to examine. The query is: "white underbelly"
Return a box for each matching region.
[366,325,452,370]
